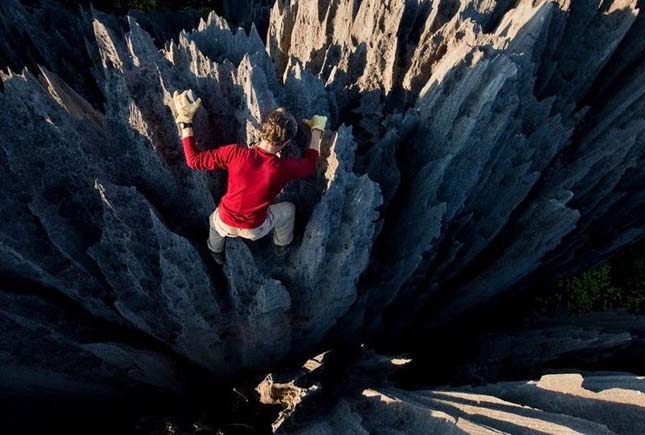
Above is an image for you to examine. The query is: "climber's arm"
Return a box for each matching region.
[308,129,323,153]
[174,89,236,170]
[279,115,325,179]
[181,126,194,140]
[304,115,326,154]
[281,148,320,179]
[181,128,237,171]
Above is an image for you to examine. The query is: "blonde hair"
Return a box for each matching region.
[260,107,297,146]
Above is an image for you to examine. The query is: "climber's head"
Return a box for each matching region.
[259,107,297,153]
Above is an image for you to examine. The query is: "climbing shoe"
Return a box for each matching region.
[209,250,225,265]
[273,244,290,260]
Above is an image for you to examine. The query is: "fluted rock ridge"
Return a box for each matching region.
[0,0,643,401]
[286,372,645,435]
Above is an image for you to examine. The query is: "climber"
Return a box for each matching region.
[172,89,327,264]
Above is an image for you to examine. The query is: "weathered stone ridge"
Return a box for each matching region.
[267,0,644,333]
[0,0,381,395]
[284,372,645,435]
[0,0,643,407]
[269,343,645,434]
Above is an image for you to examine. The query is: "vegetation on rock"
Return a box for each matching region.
[537,240,645,314]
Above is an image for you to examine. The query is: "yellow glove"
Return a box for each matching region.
[172,89,202,124]
[304,115,327,132]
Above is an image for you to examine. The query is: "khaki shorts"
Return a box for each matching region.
[207,202,296,253]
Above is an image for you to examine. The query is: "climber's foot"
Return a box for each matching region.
[273,243,290,259]
[209,250,225,265]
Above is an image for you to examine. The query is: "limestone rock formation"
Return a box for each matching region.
[277,353,645,435]
[396,310,645,388]
[290,373,645,435]
[1,0,382,393]
[0,0,643,418]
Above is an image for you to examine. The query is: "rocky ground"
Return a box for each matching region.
[269,350,645,434]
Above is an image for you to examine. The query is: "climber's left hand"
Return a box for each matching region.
[173,89,202,125]
[304,115,328,132]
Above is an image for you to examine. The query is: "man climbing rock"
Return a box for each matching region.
[173,89,327,264]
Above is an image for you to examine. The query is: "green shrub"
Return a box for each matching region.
[559,263,622,313]
[537,239,645,314]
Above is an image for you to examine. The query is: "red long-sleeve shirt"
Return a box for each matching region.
[182,136,319,228]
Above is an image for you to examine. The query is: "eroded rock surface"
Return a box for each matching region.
[1,1,381,394]
[277,353,645,435]
[0,0,643,408]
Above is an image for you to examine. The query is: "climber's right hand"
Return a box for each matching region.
[304,115,328,132]
[172,89,202,125]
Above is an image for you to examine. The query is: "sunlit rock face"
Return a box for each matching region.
[0,0,644,399]
[270,0,645,335]
[283,371,645,435]
[267,347,645,434]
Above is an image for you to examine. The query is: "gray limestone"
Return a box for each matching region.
[0,0,643,409]
[0,2,382,390]
[278,353,644,434]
